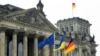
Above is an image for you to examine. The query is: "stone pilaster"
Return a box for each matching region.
[0,29,6,56]
[33,34,38,56]
[69,52,71,56]
[88,49,91,56]
[75,50,77,56]
[12,30,18,56]
[76,49,79,56]
[79,46,82,56]
[85,51,87,56]
[58,50,60,56]
[23,33,28,56]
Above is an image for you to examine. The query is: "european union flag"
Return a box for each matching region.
[45,33,54,45]
[38,39,46,48]
[38,33,54,48]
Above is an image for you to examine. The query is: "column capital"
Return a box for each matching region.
[13,29,19,34]
[24,32,29,36]
[34,34,40,38]
[0,27,7,32]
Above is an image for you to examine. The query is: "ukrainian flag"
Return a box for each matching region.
[55,35,65,51]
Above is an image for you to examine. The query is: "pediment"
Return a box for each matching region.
[4,8,57,32]
[0,4,23,16]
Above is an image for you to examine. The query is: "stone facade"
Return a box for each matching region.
[0,0,98,56]
[0,0,58,56]
[56,17,98,56]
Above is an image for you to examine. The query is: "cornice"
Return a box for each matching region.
[0,17,55,32]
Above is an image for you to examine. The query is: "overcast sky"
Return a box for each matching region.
[0,0,100,56]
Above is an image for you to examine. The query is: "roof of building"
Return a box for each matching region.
[57,17,90,24]
[0,4,24,16]
[0,3,58,32]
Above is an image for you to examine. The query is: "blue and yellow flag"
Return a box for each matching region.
[38,33,54,48]
[54,35,65,51]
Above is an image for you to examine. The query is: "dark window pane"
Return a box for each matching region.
[71,26,73,31]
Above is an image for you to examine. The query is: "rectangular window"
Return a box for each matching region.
[66,27,68,32]
[71,26,73,31]
[61,28,64,31]
[60,28,64,34]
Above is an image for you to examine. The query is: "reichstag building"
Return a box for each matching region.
[0,0,97,56]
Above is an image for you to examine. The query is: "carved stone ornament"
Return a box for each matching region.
[10,11,50,31]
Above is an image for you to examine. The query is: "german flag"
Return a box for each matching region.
[72,3,76,9]
[64,39,75,54]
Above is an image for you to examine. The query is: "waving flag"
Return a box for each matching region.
[64,39,75,54]
[45,33,54,45]
[54,35,65,51]
[38,39,46,48]
[38,33,54,48]
[72,3,76,9]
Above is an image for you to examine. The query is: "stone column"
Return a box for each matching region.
[12,31,18,56]
[61,50,63,56]
[38,47,44,56]
[38,49,41,56]
[43,45,49,56]
[42,35,50,56]
[23,33,28,56]
[0,29,6,56]
[33,35,38,56]
[5,36,7,56]
[58,50,61,56]
[40,48,43,56]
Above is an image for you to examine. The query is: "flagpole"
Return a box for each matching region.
[72,6,74,17]
[72,2,74,17]
[53,32,56,56]
[62,29,66,56]
[72,2,76,18]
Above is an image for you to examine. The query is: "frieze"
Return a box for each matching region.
[3,10,52,31]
